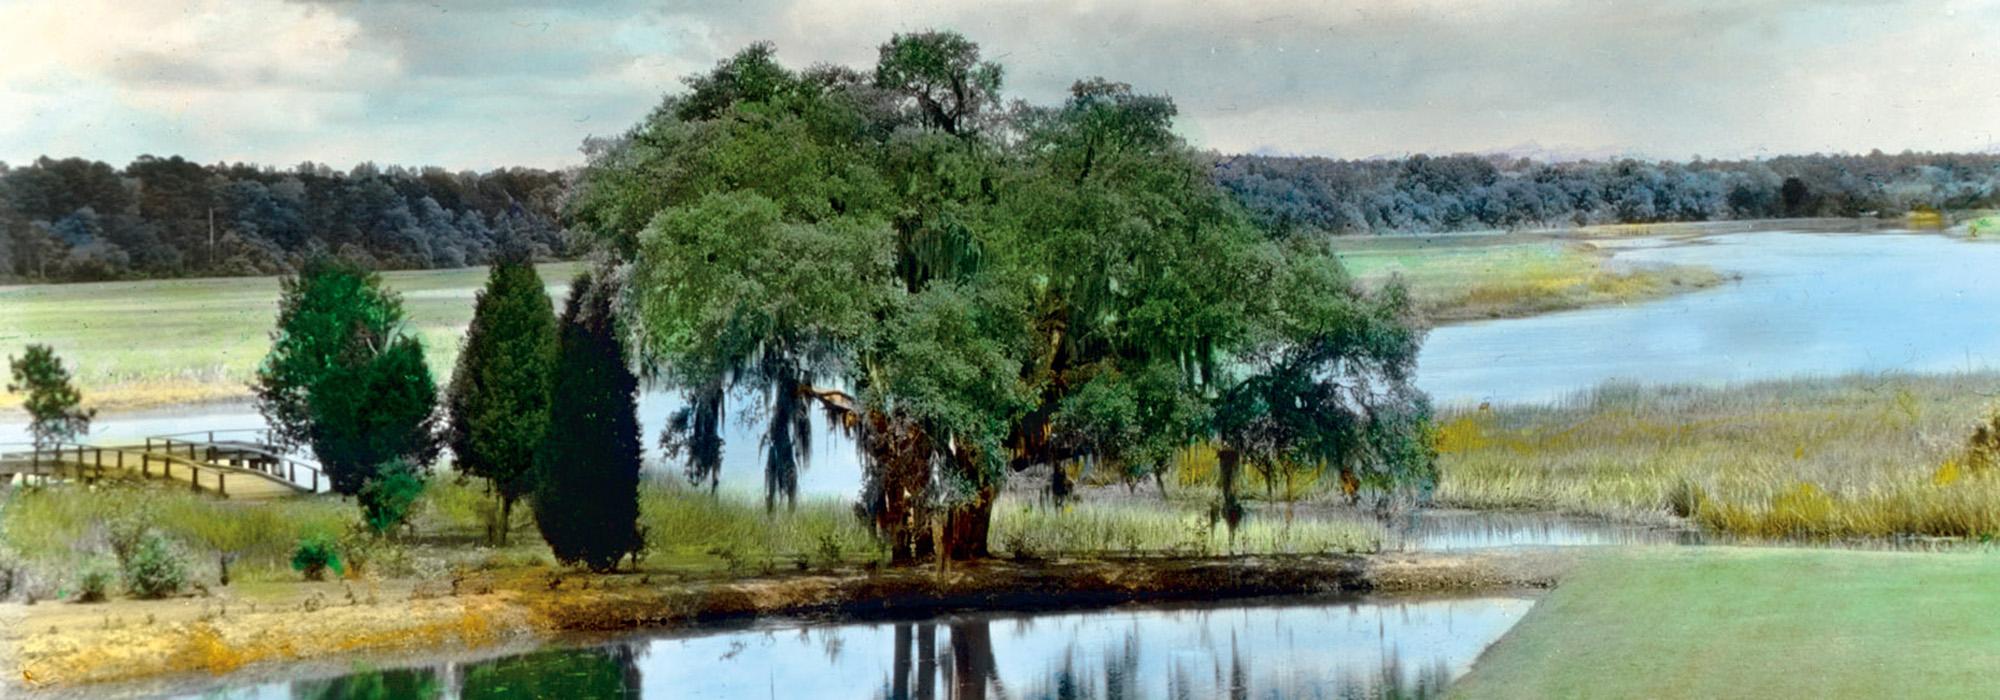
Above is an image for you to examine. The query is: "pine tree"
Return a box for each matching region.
[8,344,95,451]
[533,270,643,571]
[446,254,558,544]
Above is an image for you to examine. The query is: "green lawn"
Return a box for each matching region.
[1455,547,2000,698]
[0,262,580,410]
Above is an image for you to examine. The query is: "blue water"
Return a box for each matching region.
[1418,231,2000,405]
[159,595,1534,700]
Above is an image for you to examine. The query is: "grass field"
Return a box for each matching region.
[1332,236,1723,323]
[0,262,580,411]
[1454,547,2000,698]
[0,235,1723,412]
[1437,372,2000,539]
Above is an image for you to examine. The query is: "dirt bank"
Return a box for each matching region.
[6,549,1577,695]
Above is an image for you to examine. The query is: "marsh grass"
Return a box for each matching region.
[1437,372,2000,539]
[0,470,1380,600]
[1334,239,1723,322]
[637,481,882,570]
[988,494,1383,558]
[0,262,581,411]
[1,483,355,590]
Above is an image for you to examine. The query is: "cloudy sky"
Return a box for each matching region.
[3,0,1997,171]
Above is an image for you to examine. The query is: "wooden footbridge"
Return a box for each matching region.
[0,429,324,499]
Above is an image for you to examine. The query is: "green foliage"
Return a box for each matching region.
[255,256,440,496]
[290,533,344,581]
[7,343,94,450]
[532,272,643,572]
[358,459,427,536]
[445,255,557,544]
[120,529,189,599]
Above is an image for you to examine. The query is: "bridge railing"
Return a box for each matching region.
[144,432,324,494]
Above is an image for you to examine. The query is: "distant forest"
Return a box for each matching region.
[7,150,2000,282]
[0,156,566,282]
[1215,151,2000,235]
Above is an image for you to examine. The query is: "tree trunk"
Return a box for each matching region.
[941,488,995,561]
[1217,448,1244,548]
[497,495,513,546]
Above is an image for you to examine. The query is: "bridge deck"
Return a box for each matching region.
[0,439,315,499]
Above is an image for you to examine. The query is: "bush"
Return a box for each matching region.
[291,534,344,581]
[359,460,427,536]
[122,530,189,599]
[77,560,113,603]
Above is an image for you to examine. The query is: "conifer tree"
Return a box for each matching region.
[533,270,643,571]
[446,254,558,544]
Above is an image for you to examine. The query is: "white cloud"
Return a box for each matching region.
[3,0,1999,169]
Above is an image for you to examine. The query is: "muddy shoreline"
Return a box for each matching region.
[7,549,1577,696]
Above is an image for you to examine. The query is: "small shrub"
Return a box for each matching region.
[122,531,190,599]
[359,460,427,536]
[77,560,114,603]
[291,534,343,581]
[815,531,845,569]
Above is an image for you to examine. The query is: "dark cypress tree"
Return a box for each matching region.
[533,270,643,571]
[446,253,558,544]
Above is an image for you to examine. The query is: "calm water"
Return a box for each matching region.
[161,596,1533,700]
[1388,509,1697,550]
[1418,231,2000,405]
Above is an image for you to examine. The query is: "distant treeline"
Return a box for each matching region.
[10,149,2000,282]
[1214,151,2000,235]
[0,155,567,282]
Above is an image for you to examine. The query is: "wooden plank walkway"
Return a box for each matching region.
[0,430,322,499]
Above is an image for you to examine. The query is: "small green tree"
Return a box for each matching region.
[8,344,95,451]
[254,257,440,497]
[358,459,426,535]
[445,255,558,544]
[533,271,643,572]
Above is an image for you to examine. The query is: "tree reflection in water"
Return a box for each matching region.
[289,643,644,700]
[868,616,1464,700]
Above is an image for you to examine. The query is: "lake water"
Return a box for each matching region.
[1418,231,2000,405]
[159,595,1534,700]
[15,230,1996,503]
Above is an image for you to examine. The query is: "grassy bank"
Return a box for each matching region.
[1333,237,1724,323]
[1437,372,2000,539]
[0,262,580,411]
[1454,547,2000,698]
[0,476,1386,605]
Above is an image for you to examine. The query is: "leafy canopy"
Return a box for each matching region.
[254,257,440,495]
[569,31,1437,557]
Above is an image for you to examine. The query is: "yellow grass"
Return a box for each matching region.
[1437,373,2000,539]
